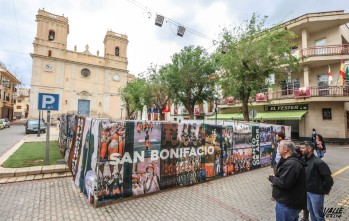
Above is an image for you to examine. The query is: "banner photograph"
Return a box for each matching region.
[58,115,291,207]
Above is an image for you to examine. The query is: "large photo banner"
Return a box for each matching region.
[232,123,252,174]
[97,120,127,202]
[259,124,272,167]
[60,117,291,206]
[222,124,234,177]
[251,124,261,169]
[201,124,222,179]
[159,122,179,189]
[69,116,86,177]
[131,121,162,196]
[76,119,100,202]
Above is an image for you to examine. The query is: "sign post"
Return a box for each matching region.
[249,109,257,122]
[38,93,59,165]
[46,111,50,165]
[37,111,41,137]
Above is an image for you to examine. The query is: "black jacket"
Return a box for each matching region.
[304,154,333,194]
[269,156,307,210]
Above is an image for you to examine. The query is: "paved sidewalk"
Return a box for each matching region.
[0,126,72,184]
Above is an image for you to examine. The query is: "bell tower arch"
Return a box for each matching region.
[33,9,69,50]
[103,31,128,68]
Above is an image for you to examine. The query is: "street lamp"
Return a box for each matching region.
[214,97,219,125]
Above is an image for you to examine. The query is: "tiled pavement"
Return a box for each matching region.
[0,164,348,221]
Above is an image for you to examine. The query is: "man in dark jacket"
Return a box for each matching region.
[300,141,334,221]
[268,140,307,221]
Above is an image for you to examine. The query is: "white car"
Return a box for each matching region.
[0,118,10,128]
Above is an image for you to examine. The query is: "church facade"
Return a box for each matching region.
[29,9,133,119]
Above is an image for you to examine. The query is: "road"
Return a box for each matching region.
[0,141,348,220]
[0,120,27,157]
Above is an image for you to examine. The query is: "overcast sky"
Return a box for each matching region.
[0,0,348,87]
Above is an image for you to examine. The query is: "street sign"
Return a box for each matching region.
[38,93,59,110]
[249,109,257,119]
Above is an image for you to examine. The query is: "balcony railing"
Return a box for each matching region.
[300,44,349,57]
[219,86,349,107]
[268,86,349,100]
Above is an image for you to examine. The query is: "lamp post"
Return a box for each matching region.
[121,107,123,120]
[214,97,218,125]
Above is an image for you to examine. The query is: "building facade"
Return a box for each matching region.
[14,88,30,119]
[29,9,133,120]
[0,63,21,120]
[214,11,349,143]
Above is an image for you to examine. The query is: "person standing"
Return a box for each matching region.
[55,117,60,130]
[311,128,316,146]
[273,131,286,174]
[315,134,326,158]
[268,140,307,221]
[300,141,333,221]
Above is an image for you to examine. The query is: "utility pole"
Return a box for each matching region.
[214,97,218,125]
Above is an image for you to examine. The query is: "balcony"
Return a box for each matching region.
[268,86,349,100]
[300,44,349,57]
[219,86,349,107]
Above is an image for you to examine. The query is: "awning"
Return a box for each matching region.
[208,110,307,121]
[257,110,307,121]
[207,113,244,120]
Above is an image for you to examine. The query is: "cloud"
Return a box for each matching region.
[0,0,348,86]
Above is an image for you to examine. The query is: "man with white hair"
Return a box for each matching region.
[268,140,307,221]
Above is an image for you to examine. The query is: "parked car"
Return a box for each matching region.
[0,119,4,130]
[0,118,10,128]
[25,119,46,134]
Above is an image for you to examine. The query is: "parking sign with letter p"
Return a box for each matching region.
[38,93,59,111]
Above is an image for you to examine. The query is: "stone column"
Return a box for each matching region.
[301,29,308,57]
[303,65,310,87]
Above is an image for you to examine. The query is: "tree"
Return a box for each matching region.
[145,64,171,120]
[118,78,150,119]
[163,45,216,119]
[216,14,299,121]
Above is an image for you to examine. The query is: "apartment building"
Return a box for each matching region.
[0,63,21,120]
[213,11,349,143]
[29,9,134,119]
[13,88,30,119]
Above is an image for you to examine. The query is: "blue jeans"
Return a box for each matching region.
[275,202,301,221]
[307,192,325,221]
[316,149,324,158]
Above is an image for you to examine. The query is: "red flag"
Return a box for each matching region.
[340,59,346,86]
[162,100,170,113]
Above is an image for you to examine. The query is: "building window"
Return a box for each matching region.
[48,30,55,41]
[17,105,22,109]
[280,79,300,96]
[81,68,91,78]
[314,38,327,55]
[322,108,332,120]
[17,100,21,103]
[115,47,120,56]
[318,74,329,96]
[48,50,52,57]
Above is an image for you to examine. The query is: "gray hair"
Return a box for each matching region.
[280,140,296,155]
